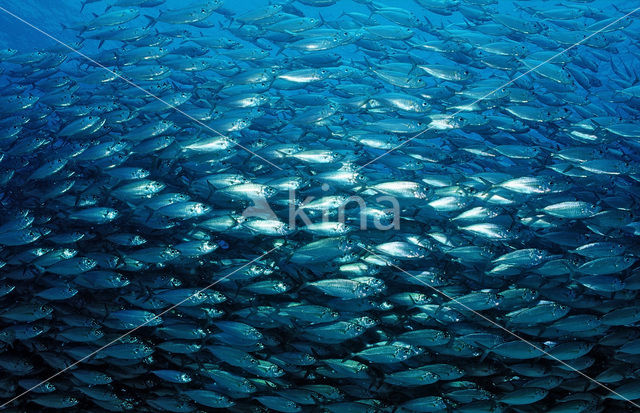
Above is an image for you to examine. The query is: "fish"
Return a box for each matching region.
[0,0,638,411]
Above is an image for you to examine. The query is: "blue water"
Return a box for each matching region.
[1,0,640,411]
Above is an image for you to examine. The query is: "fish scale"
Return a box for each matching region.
[0,0,638,411]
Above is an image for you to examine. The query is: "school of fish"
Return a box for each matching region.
[0,0,639,411]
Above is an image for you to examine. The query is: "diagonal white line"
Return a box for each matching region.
[359,245,640,408]
[0,6,283,171]
[356,7,640,171]
[0,245,282,408]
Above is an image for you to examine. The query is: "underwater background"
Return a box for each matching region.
[0,0,639,411]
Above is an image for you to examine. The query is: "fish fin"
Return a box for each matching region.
[144,15,157,29]
[317,13,325,27]
[143,206,155,223]
[362,55,373,70]
[230,283,242,302]
[206,180,217,201]
[100,303,111,322]
[132,280,146,298]
[424,15,433,28]
[98,39,105,49]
